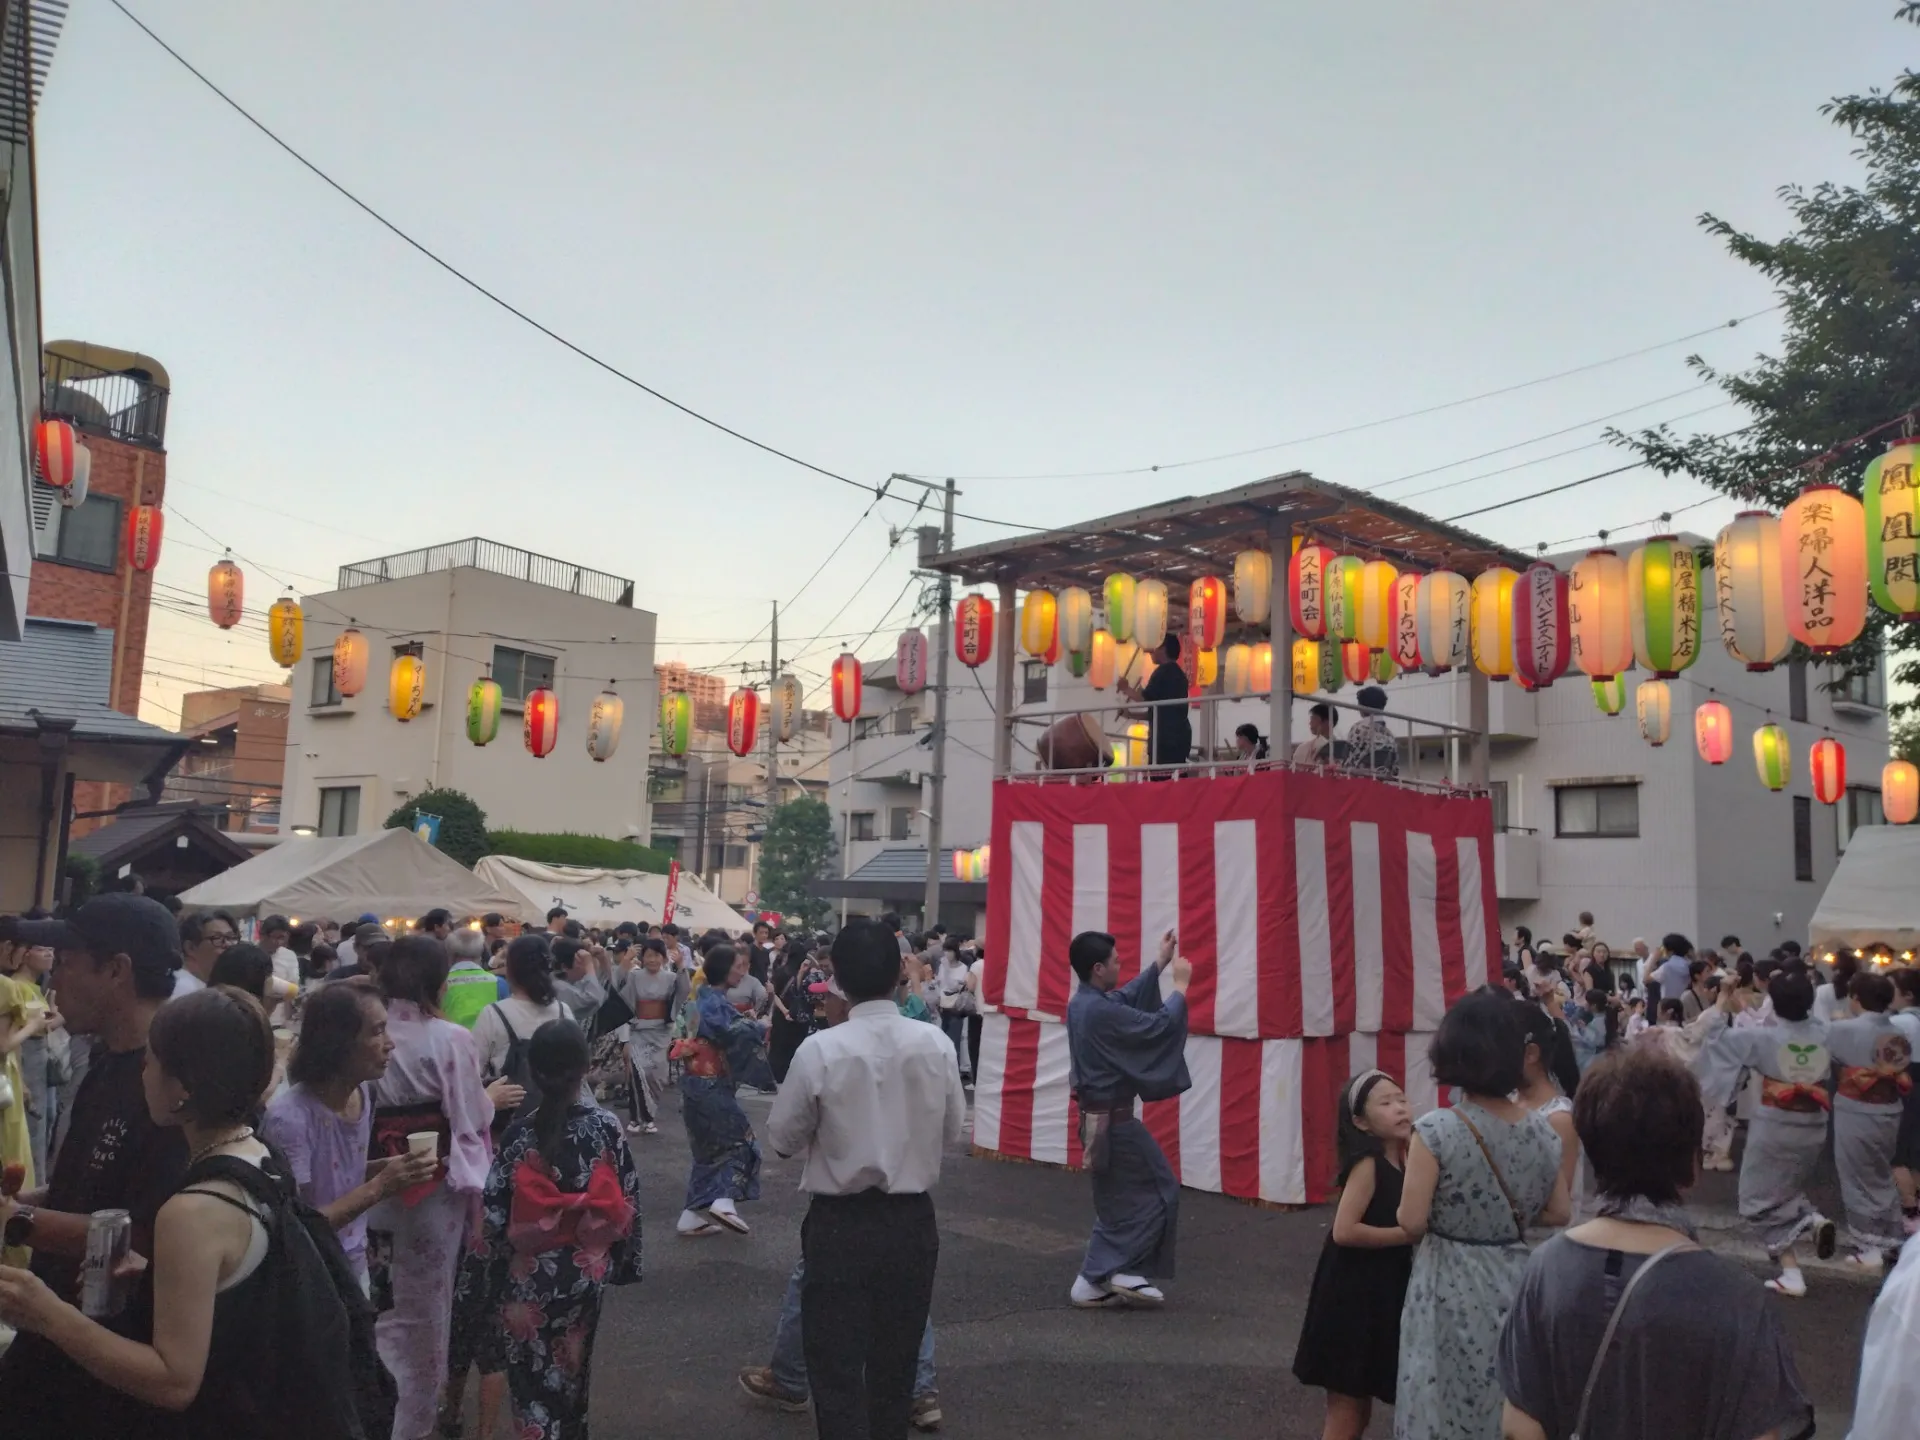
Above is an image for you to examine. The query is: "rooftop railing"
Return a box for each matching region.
[42,349,169,449]
[337,538,635,606]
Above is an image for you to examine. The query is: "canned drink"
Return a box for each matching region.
[81,1209,133,1318]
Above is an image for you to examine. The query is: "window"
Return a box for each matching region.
[1489,780,1510,833]
[708,844,749,870]
[53,493,121,571]
[855,716,883,741]
[1833,662,1885,710]
[490,644,555,704]
[889,806,914,841]
[1838,786,1885,854]
[310,656,341,708]
[1788,658,1808,723]
[891,707,916,736]
[1554,783,1638,838]
[726,785,748,803]
[850,811,877,842]
[1793,795,1814,881]
[1023,659,1049,705]
[318,786,361,837]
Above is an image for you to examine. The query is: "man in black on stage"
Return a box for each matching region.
[1118,632,1192,772]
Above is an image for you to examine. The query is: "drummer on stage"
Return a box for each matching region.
[1117,633,1192,772]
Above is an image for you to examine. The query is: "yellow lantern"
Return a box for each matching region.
[1196,648,1218,688]
[1469,567,1518,681]
[389,652,425,722]
[1126,722,1148,768]
[1627,537,1702,678]
[1134,579,1169,650]
[1635,679,1671,746]
[1884,760,1919,824]
[207,553,244,630]
[1867,443,1920,619]
[1414,572,1472,672]
[1291,638,1319,694]
[1104,573,1137,643]
[1713,511,1790,671]
[1569,548,1632,681]
[1249,642,1272,693]
[1222,642,1254,696]
[1232,549,1272,625]
[586,688,624,762]
[660,691,692,757]
[332,626,369,698]
[1357,559,1398,652]
[1753,722,1791,792]
[1778,483,1867,653]
[1088,629,1117,689]
[1020,590,1058,657]
[267,593,303,668]
[1058,586,1094,654]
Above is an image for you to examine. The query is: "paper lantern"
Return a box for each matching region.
[1635,679,1671,746]
[267,594,303,668]
[1020,590,1058,657]
[1125,723,1149,768]
[1591,674,1626,716]
[1341,640,1371,686]
[1413,571,1472,672]
[1753,723,1790,792]
[1233,549,1272,625]
[660,691,692,757]
[772,673,802,742]
[1289,543,1334,641]
[61,444,90,508]
[1250,642,1272,693]
[1569,548,1632,681]
[1177,639,1201,698]
[831,652,863,722]
[34,417,76,488]
[124,503,163,572]
[1390,570,1424,671]
[1196,648,1218,688]
[955,594,994,668]
[332,627,368,698]
[467,676,502,746]
[1291,638,1319,694]
[1356,559,1398,653]
[1779,483,1867,653]
[207,555,245,630]
[1713,511,1790,671]
[1627,536,1702,678]
[1513,562,1571,689]
[1470,567,1518,681]
[1325,556,1365,643]
[953,849,969,881]
[1319,636,1344,692]
[1134,579,1169,650]
[1059,586,1095,655]
[896,628,929,695]
[1865,443,1920,620]
[1103,573,1137,643]
[1044,625,1062,668]
[389,653,425,722]
[1088,629,1117,689]
[1065,647,1090,678]
[1117,639,1152,689]
[1694,700,1733,765]
[1884,760,1919,824]
[1222,642,1254,696]
[974,844,990,879]
[1187,576,1227,653]
[587,688,624,762]
[725,688,760,758]
[523,686,559,757]
[1809,736,1845,805]
[1369,649,1397,685]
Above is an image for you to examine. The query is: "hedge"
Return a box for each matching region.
[484,830,673,873]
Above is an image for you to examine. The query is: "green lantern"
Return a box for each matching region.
[660,691,692,758]
[1067,647,1091,678]
[1865,441,1920,620]
[1753,722,1791,792]
[1591,674,1625,716]
[1325,555,1366,643]
[1369,649,1397,685]
[466,676,501,746]
[1103,572,1136,644]
[1318,632,1344,694]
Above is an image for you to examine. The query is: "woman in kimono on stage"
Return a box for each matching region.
[672,943,772,1238]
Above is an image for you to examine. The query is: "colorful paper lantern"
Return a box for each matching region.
[1115,639,1152,689]
[955,594,994,668]
[1066,647,1091,678]
[524,686,559,757]
[332,627,368,698]
[1059,586,1095,655]
[1627,536,1702,678]
[1341,640,1371,686]
[953,849,970,881]
[1043,624,1062,668]
[1356,559,1398,653]
[1196,648,1218,688]
[267,594,303,668]
[1753,722,1791,792]
[207,554,245,630]
[1020,590,1057,657]
[1369,649,1398,685]
[1103,573,1137,643]
[1694,700,1733,765]
[1222,642,1254,696]
[1809,736,1845,805]
[1319,635,1344,692]
[1088,629,1117,689]
[1884,760,1919,824]
[1232,549,1272,625]
[467,676,502,745]
[831,652,863,723]
[61,444,91,508]
[1713,511,1790,671]
[772,673,802,742]
[1250,642,1272,694]
[1325,556,1365,644]
[34,417,76,488]
[389,653,425,723]
[1134,579,1169,650]
[896,628,929,695]
[1125,722,1149,767]
[1635,679,1671,746]
[1865,443,1920,620]
[1390,570,1424,671]
[727,688,760,758]
[587,688,624,762]
[1512,562,1570,689]
[1289,543,1334,642]
[124,503,163,572]
[660,691,692,757]
[1569,548,1632,681]
[1779,483,1867,653]
[1591,674,1626,716]
[1291,638,1318,694]
[1413,571,1472,672]
[1470,566,1518,681]
[1186,576,1227,654]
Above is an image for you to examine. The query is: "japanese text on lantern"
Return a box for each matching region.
[1713,528,1738,650]
[1447,584,1469,659]
[1673,549,1700,659]
[1530,581,1555,671]
[1298,568,1322,630]
[1798,501,1838,635]
[1882,461,1919,594]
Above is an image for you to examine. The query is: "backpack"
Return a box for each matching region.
[486,1001,540,1133]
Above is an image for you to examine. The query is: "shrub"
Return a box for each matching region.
[384,788,490,868]
[484,830,671,872]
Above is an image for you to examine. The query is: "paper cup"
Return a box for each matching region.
[406,1131,438,1161]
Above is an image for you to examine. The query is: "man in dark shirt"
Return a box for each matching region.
[0,893,190,1437]
[1120,633,1192,770]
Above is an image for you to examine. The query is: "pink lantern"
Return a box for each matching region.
[896,628,928,695]
[1512,561,1570,689]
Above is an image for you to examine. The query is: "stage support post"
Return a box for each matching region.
[1468,666,1490,789]
[1269,522,1292,757]
[994,574,1017,778]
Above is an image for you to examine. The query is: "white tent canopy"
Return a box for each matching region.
[473,855,751,933]
[177,829,527,924]
[1810,825,1920,957]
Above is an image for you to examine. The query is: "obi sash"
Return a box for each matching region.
[370,1101,446,1206]
[633,999,670,1021]
[669,1036,728,1078]
[1760,1076,1832,1115]
[732,997,756,1015]
[506,1156,632,1254]
[1837,1064,1913,1106]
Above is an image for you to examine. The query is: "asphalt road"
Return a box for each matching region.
[550,1090,1877,1439]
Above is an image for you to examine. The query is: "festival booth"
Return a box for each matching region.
[474,854,751,933]
[177,828,527,925]
[1809,824,1920,961]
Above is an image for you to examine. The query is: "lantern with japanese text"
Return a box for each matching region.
[34,418,76,488]
[61,444,90,508]
[389,653,425,722]
[1369,649,1398,685]
[1222,642,1254,696]
[660,691,692,757]
[1088,629,1117,689]
[1884,760,1919,824]
[332,626,368,698]
[124,504,163,572]
[524,687,559,757]
[1809,736,1845,805]
[1319,635,1344,692]
[1325,556,1365,643]
[1779,483,1867,653]
[1357,559,1398,653]
[1753,722,1790,792]
[1058,586,1094,655]
[1694,700,1733,765]
[1233,549,1272,625]
[896,628,928,695]
[1291,638,1318,694]
[1591,674,1626,716]
[467,676,501,745]
[1512,562,1570,689]
[955,594,994,668]
[587,688,624,762]
[1196,648,1218,688]
[1250,641,1273,693]
[727,688,760,758]
[1020,590,1057,657]
[1470,566,1517,681]
[1570,548,1632,681]
[207,554,245,630]
[1103,573,1137,643]
[267,594,303,668]
[1627,536,1702,678]
[1713,511,1790,671]
[1188,576,1227,653]
[1341,640,1371,686]
[772,673,802,742]
[1390,569,1424,671]
[1865,443,1920,620]
[1413,571,1472,672]
[1289,543,1334,641]
[1635,679,1671,746]
[831,652,862,722]
[1177,639,1201,697]
[1134,579,1169,650]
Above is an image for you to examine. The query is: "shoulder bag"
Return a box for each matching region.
[1452,1107,1528,1243]
[1568,1240,1698,1440]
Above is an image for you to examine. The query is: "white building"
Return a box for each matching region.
[280,540,656,841]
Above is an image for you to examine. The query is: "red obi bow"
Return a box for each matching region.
[507,1157,632,1254]
[1760,1077,1832,1114]
[1838,1065,1913,1105]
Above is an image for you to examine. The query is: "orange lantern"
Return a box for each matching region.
[389,653,425,723]
[955,594,994,668]
[207,554,245,630]
[267,593,303,667]
[1020,590,1058,657]
[1357,559,1398,653]
[1188,576,1227,653]
[831,652,863,722]
[1809,736,1846,805]
[1778,482,1867,653]
[1883,760,1919,824]
[34,417,76,488]
[1088,629,1117,689]
[1249,641,1272,693]
[124,503,164,572]
[1694,700,1733,765]
[523,686,559,756]
[1569,548,1632,681]
[727,688,760,757]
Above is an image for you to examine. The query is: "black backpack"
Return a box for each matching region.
[486,1002,540,1133]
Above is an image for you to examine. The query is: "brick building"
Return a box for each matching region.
[163,683,290,832]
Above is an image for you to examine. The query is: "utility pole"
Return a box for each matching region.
[922,478,956,930]
[765,600,779,807]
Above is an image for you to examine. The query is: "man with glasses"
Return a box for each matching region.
[172,910,237,996]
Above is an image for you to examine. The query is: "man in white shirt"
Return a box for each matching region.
[172,909,237,996]
[260,913,300,989]
[768,918,967,1440]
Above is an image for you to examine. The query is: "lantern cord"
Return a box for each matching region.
[1440,462,1654,523]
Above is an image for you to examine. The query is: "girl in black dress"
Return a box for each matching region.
[1291,1069,1415,1439]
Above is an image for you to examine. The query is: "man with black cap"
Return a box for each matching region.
[0,893,191,1436]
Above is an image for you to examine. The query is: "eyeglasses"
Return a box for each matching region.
[205,932,237,948]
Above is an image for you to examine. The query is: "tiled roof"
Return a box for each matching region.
[0,618,186,745]
[71,805,251,869]
[844,847,964,883]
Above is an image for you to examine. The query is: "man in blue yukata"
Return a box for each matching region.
[1066,928,1192,1308]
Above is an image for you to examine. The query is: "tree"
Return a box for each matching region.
[385,787,490,868]
[1612,4,1920,709]
[755,796,836,926]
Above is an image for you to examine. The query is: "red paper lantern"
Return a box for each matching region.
[34,418,76,488]
[1187,576,1227,653]
[1341,639,1372,686]
[727,688,761,757]
[207,555,244,630]
[955,594,994,668]
[1289,542,1335,641]
[1810,737,1846,805]
[1512,561,1571,689]
[523,687,559,757]
[831,652,863,723]
[125,504,164,572]
[1694,701,1733,765]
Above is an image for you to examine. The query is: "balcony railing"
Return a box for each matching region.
[42,349,170,449]
[337,538,635,606]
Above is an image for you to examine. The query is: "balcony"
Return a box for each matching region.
[42,342,170,449]
[1494,829,1539,901]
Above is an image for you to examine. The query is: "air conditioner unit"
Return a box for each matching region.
[28,478,59,557]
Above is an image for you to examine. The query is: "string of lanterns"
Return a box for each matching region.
[951,844,991,882]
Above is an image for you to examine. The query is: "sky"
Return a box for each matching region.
[28,1,1910,725]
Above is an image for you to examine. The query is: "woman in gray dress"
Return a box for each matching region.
[1396,992,1569,1440]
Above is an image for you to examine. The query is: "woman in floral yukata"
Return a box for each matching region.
[480,1018,641,1439]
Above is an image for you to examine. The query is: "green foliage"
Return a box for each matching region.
[384,788,491,868]
[1894,715,1920,765]
[62,851,101,911]
[756,796,837,925]
[485,830,672,873]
